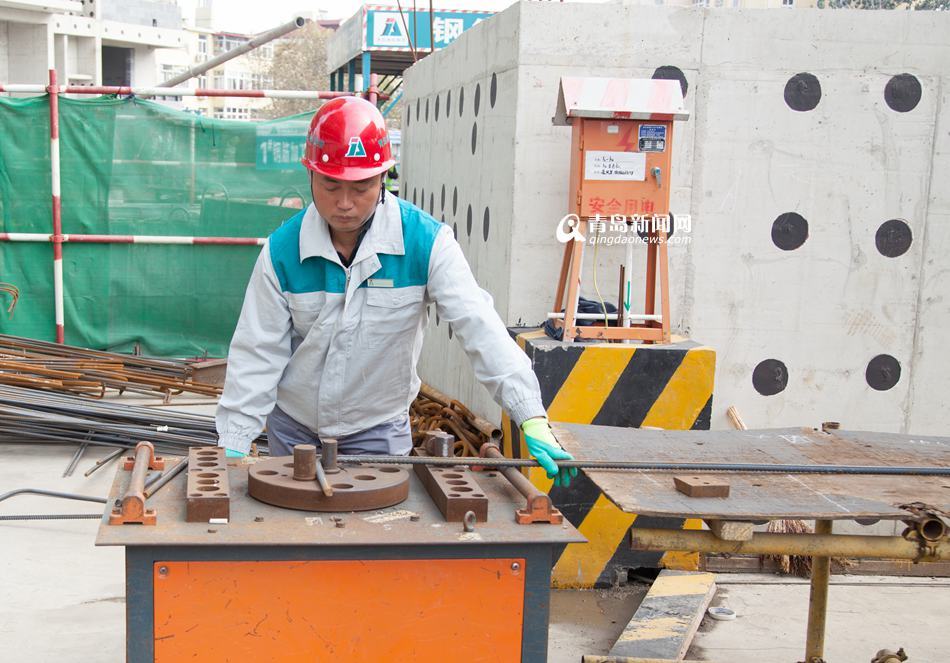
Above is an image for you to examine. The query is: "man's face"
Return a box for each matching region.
[310,172,383,235]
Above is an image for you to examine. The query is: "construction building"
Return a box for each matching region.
[0,2,948,662]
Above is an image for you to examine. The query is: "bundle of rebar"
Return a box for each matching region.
[0,384,257,459]
[0,334,222,401]
[410,383,502,457]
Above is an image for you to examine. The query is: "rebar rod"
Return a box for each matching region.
[337,454,950,476]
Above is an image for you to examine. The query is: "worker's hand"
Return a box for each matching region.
[521,417,577,487]
[224,448,246,459]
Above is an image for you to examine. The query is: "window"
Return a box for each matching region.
[214,107,251,121]
[782,0,794,5]
[197,35,208,61]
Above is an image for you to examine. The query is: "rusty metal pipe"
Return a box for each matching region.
[419,382,501,441]
[805,519,832,662]
[630,527,950,562]
[480,444,562,524]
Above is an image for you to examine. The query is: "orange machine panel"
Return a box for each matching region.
[153,558,526,662]
[570,118,674,219]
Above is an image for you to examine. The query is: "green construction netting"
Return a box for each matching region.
[0,95,314,356]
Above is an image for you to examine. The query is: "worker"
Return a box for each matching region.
[215,96,577,487]
[384,164,399,194]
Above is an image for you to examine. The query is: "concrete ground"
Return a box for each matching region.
[2,413,949,661]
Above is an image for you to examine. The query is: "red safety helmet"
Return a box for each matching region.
[301,96,395,181]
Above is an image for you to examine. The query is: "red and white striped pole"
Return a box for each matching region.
[47,69,65,344]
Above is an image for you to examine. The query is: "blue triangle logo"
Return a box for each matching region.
[345,137,367,158]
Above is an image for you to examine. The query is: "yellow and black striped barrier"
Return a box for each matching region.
[502,328,716,588]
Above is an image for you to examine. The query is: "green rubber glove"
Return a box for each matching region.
[521,417,577,487]
[224,448,246,459]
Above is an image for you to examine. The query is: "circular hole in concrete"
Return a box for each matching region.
[884,73,922,113]
[490,72,497,107]
[784,72,821,112]
[332,483,354,490]
[443,473,463,479]
[652,65,688,98]
[771,212,808,251]
[866,354,901,391]
[471,122,477,154]
[474,83,481,116]
[354,474,377,481]
[875,219,912,258]
[258,470,278,475]
[752,358,788,396]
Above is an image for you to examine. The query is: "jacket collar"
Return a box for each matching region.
[299,192,404,265]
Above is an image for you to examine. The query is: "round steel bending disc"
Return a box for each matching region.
[248,457,410,512]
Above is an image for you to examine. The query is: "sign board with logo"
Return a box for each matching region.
[365,8,494,51]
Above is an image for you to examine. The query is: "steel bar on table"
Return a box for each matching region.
[144,458,189,499]
[0,488,108,504]
[0,513,102,521]
[629,527,950,562]
[336,454,950,476]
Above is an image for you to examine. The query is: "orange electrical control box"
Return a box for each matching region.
[570,118,674,219]
[551,77,689,344]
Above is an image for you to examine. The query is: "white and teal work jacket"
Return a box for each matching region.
[215,193,545,455]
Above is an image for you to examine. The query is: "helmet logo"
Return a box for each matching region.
[345,137,367,158]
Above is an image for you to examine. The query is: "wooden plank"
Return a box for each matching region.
[554,424,950,520]
[604,570,716,661]
[705,520,754,541]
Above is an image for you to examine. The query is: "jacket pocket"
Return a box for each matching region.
[287,292,326,338]
[360,286,424,347]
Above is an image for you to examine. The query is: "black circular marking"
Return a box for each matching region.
[421,188,425,209]
[406,106,410,126]
[652,65,688,98]
[416,98,420,121]
[435,93,440,121]
[441,184,445,211]
[435,310,440,326]
[452,222,458,240]
[447,89,452,117]
[412,188,417,205]
[459,86,465,116]
[784,73,821,112]
[875,219,912,258]
[866,354,901,391]
[448,323,453,340]
[471,122,477,154]
[490,72,497,107]
[425,98,429,122]
[474,83,481,117]
[452,187,458,215]
[483,207,490,242]
[466,204,473,237]
[440,214,445,224]
[884,74,921,113]
[771,212,809,251]
[429,192,434,214]
[752,359,788,396]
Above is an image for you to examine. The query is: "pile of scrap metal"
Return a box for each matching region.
[410,383,501,456]
[0,334,222,401]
